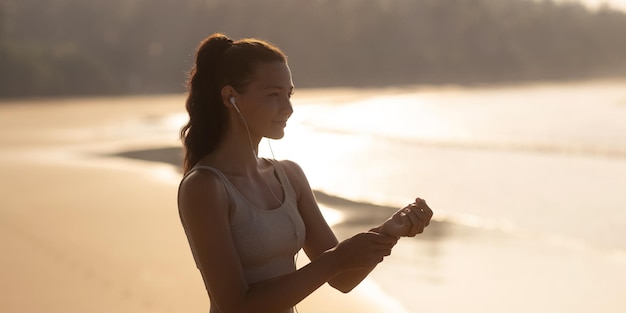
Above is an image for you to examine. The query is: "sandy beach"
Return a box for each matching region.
[0,96,409,313]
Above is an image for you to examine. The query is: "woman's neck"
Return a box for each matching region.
[203,128,263,176]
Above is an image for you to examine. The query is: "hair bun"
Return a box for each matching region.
[208,33,234,52]
[195,33,233,72]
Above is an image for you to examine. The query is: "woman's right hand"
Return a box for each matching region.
[379,198,433,237]
[331,232,398,270]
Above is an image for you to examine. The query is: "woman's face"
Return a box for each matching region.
[235,61,294,140]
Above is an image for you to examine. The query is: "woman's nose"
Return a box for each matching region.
[282,98,294,116]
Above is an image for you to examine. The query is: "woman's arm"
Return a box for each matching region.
[280,160,400,293]
[178,170,394,313]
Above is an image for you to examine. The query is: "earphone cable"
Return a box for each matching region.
[238,114,300,313]
[236,112,282,205]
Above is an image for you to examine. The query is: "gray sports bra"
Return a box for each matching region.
[183,159,306,287]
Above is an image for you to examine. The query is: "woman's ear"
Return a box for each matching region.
[220,85,237,108]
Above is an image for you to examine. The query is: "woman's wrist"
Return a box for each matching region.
[370,225,400,239]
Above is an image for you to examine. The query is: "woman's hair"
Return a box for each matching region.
[180,33,286,173]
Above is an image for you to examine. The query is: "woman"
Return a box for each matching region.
[177,33,433,313]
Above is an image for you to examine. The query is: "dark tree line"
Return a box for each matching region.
[1,0,626,98]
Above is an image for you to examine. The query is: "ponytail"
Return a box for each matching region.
[180,33,286,174]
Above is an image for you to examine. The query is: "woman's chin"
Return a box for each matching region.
[266,131,285,140]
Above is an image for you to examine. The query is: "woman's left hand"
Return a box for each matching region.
[379,198,433,237]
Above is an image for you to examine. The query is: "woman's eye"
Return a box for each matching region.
[267,90,293,98]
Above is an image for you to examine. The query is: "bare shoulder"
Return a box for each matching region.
[276,159,309,200]
[277,159,306,179]
[277,159,317,204]
[179,169,223,192]
[277,159,309,183]
[178,169,230,218]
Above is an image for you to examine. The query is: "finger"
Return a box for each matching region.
[407,204,429,223]
[380,233,400,244]
[422,203,433,219]
[373,241,394,254]
[415,198,433,218]
[400,206,420,233]
[373,244,394,254]
[414,206,431,226]
[413,199,433,225]
[382,246,393,257]
[398,207,420,237]
[362,254,384,268]
[404,210,425,236]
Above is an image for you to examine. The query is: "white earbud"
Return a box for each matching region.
[229,97,241,113]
